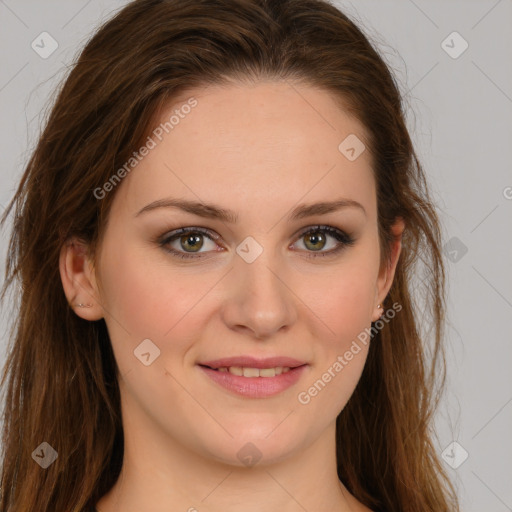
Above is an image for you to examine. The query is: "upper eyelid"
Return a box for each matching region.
[160,224,350,247]
[160,226,220,243]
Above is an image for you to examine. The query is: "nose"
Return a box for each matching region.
[220,250,298,340]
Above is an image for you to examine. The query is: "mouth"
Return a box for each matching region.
[199,365,297,377]
[197,357,308,398]
[199,356,307,370]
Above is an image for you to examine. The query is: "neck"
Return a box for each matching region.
[95,405,365,511]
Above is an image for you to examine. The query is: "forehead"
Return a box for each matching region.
[112,80,376,223]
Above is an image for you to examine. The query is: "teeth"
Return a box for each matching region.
[229,366,243,376]
[215,366,292,377]
[243,367,260,377]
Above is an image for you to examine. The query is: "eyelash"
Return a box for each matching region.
[157,225,356,261]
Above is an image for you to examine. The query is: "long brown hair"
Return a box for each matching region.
[0,0,458,510]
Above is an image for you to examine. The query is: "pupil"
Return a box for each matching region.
[306,232,325,251]
[182,233,203,252]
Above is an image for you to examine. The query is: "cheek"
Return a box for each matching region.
[98,242,197,334]
[306,262,377,343]
[296,330,370,431]
[298,276,373,421]
[297,256,377,410]
[97,241,219,376]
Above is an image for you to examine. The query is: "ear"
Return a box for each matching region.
[372,217,405,322]
[59,237,104,321]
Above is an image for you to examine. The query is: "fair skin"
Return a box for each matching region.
[60,80,404,512]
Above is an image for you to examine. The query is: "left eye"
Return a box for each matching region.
[159,225,355,260]
[159,227,220,259]
[293,225,355,255]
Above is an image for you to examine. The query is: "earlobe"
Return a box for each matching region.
[59,238,103,321]
[372,217,405,321]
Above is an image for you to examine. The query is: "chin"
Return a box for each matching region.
[198,426,307,468]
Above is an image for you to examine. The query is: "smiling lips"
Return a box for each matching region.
[216,366,291,377]
[198,356,308,398]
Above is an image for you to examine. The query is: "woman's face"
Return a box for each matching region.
[67,80,402,467]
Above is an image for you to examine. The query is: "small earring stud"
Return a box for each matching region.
[377,304,382,309]
[75,303,93,308]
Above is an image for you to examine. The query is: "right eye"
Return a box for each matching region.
[159,226,223,259]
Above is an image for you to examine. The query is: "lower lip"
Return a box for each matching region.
[198,365,308,398]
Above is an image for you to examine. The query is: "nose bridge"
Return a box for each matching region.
[222,235,297,338]
[236,237,288,304]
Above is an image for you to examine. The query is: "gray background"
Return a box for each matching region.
[0,1,511,510]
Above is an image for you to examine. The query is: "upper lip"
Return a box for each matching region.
[199,356,307,369]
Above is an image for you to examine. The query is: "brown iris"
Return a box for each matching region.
[303,231,326,251]
[180,233,204,252]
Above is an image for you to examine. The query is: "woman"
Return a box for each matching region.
[0,0,459,510]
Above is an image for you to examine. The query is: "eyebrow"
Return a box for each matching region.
[135,197,366,222]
